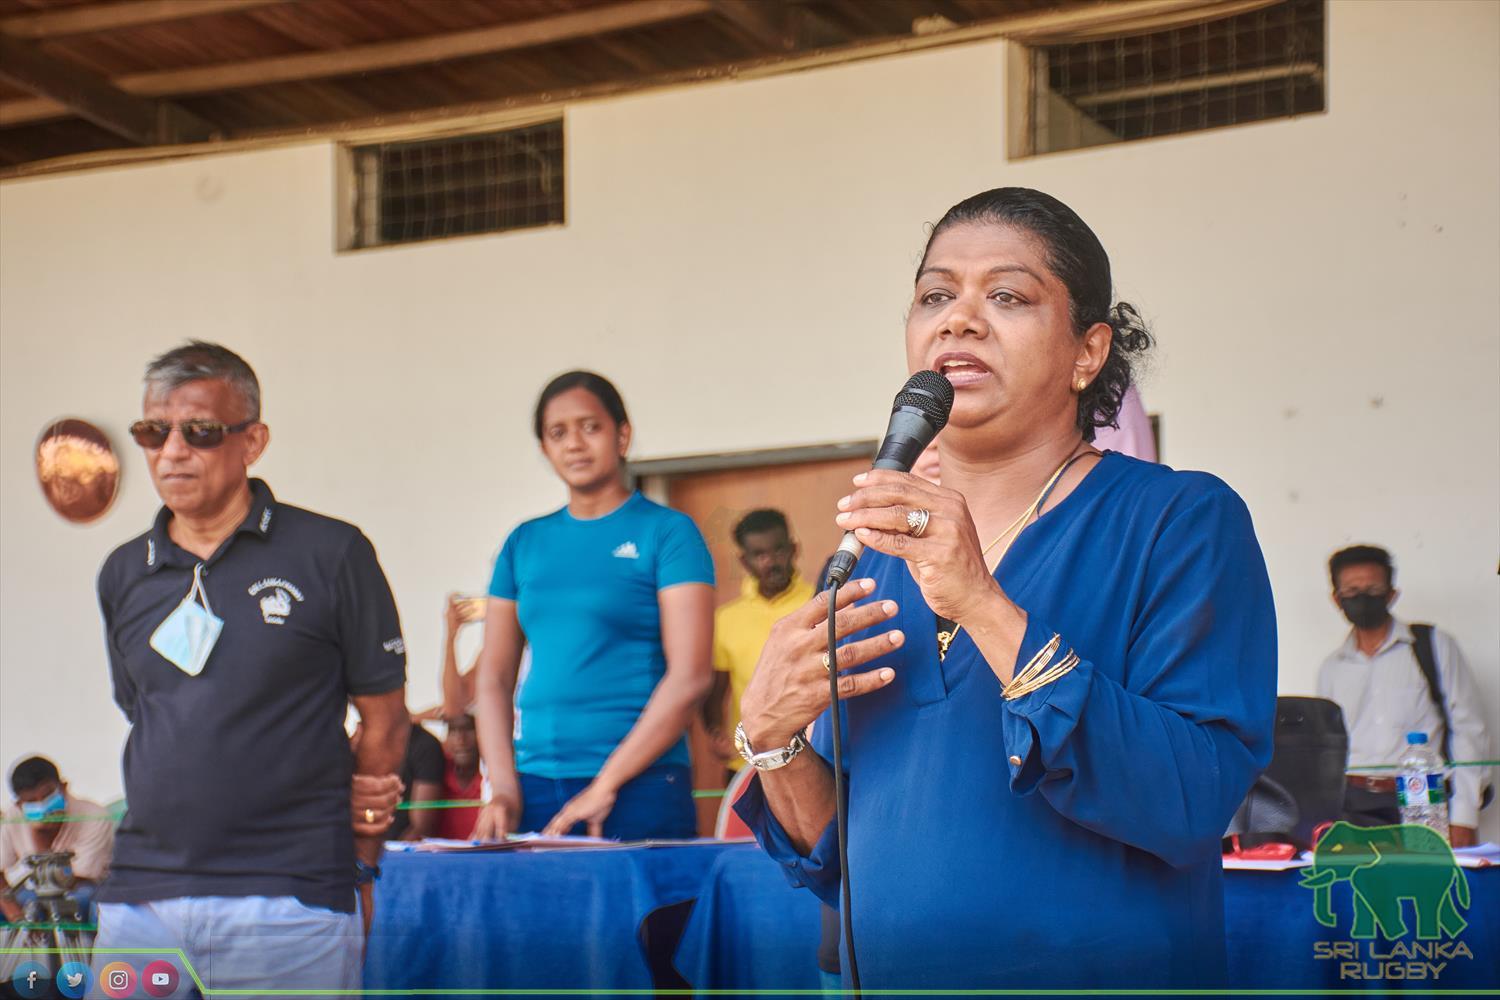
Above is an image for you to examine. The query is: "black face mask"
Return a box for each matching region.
[1339,593,1391,630]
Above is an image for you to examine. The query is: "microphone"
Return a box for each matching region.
[823,370,955,589]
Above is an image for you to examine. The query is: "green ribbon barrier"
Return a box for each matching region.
[7,761,1496,824]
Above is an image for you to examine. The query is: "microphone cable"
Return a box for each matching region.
[817,370,950,996]
[826,577,861,995]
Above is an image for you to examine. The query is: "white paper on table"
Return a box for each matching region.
[1221,856,1312,871]
[1219,842,1499,871]
[404,833,620,852]
[388,834,726,854]
[1454,842,1498,868]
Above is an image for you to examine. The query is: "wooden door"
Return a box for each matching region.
[665,455,870,833]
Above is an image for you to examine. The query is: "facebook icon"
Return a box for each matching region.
[10,961,50,999]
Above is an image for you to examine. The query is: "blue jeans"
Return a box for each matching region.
[518,764,696,840]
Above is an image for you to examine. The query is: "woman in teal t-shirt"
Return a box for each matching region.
[471,371,715,840]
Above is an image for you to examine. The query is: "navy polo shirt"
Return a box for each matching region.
[95,479,406,913]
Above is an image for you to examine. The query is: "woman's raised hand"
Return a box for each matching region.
[737,578,902,751]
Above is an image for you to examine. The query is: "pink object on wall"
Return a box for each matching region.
[1093,385,1157,461]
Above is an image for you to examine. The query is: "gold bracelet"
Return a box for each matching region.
[1007,633,1061,692]
[1004,649,1079,701]
[1008,638,1068,692]
[1006,650,1078,700]
[1017,650,1079,695]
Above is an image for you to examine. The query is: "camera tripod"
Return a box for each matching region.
[0,851,93,977]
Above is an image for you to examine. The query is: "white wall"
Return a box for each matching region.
[2,0,1496,834]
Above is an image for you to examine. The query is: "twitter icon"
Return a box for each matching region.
[57,961,91,999]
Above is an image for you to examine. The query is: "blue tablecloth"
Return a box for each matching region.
[366,842,1499,994]
[364,844,724,995]
[674,844,1500,993]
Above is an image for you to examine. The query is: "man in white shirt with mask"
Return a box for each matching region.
[1317,544,1489,846]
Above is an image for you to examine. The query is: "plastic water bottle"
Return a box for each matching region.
[1397,731,1449,843]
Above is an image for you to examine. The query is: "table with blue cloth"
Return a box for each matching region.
[366,843,1499,994]
[363,844,724,995]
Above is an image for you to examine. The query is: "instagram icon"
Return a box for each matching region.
[100,961,137,999]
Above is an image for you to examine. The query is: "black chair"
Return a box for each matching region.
[1226,696,1349,851]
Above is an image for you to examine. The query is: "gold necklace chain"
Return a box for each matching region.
[937,447,1091,661]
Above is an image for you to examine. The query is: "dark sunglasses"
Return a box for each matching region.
[129,418,256,450]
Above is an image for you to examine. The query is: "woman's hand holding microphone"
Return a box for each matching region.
[833,468,1034,685]
[834,470,1005,623]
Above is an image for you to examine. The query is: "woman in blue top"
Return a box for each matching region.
[735,188,1277,990]
[472,371,715,841]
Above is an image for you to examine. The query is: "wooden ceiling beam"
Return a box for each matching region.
[0,0,292,40]
[0,34,216,144]
[589,37,669,77]
[0,0,714,128]
[793,3,858,47]
[123,0,710,96]
[489,53,573,95]
[710,0,795,52]
[922,0,978,24]
[825,0,914,36]
[0,96,60,128]
[0,0,1251,138]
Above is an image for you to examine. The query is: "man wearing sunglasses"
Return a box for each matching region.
[93,341,410,992]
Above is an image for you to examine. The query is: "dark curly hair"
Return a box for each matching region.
[917,187,1152,440]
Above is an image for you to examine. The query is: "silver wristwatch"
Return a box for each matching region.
[734,722,809,771]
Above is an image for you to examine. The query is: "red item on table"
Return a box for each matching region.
[1223,834,1298,861]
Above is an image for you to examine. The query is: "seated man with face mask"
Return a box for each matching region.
[0,756,114,924]
[1317,544,1491,847]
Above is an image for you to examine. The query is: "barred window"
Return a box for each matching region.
[1017,0,1325,157]
[342,120,564,250]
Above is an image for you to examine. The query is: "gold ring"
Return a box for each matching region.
[906,508,931,538]
[364,808,376,824]
[821,651,832,673]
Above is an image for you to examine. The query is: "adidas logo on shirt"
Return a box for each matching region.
[612,541,639,560]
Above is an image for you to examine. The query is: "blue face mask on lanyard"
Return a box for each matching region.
[149,563,223,677]
[21,789,66,822]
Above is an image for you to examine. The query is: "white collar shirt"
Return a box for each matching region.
[1317,618,1491,828]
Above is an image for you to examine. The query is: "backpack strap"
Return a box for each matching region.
[1408,623,1453,763]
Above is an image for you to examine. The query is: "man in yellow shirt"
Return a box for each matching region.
[704,509,815,772]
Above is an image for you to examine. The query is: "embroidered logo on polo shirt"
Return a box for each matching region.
[382,637,406,656]
[258,507,273,533]
[248,577,305,625]
[612,541,639,560]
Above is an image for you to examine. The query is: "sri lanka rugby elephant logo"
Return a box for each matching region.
[1300,822,1470,940]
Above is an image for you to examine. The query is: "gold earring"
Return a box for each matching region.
[1075,378,1088,391]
